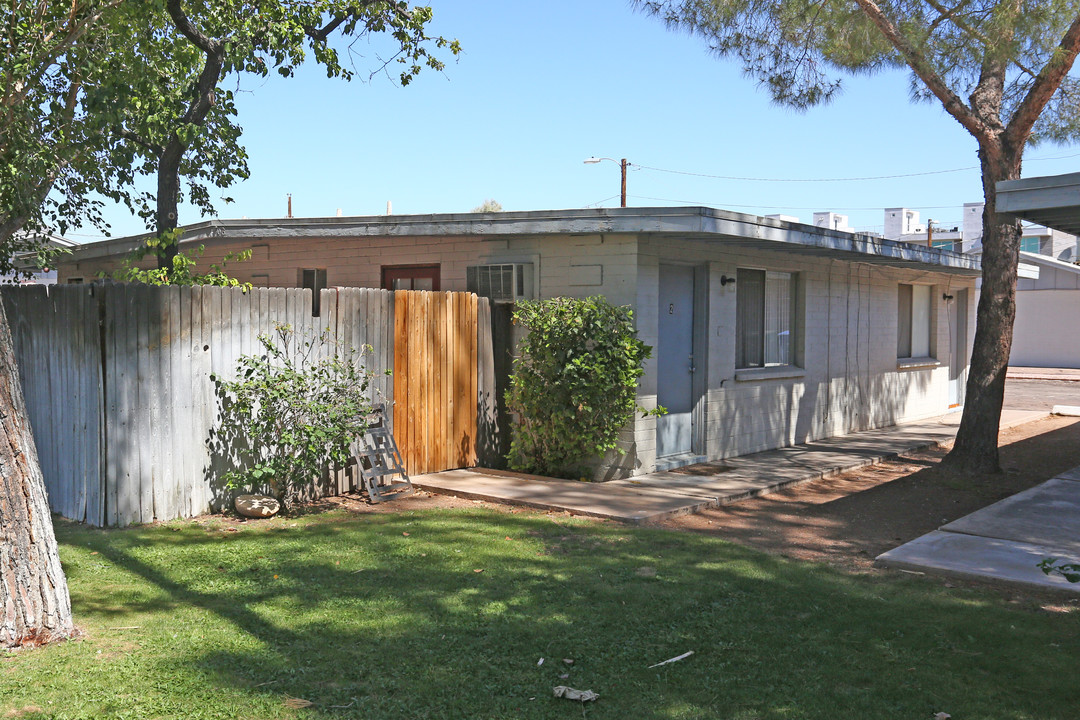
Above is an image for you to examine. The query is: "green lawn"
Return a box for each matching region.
[3,506,1079,719]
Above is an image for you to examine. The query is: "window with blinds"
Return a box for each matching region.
[736,269,796,369]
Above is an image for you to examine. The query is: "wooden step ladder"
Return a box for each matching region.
[351,404,413,503]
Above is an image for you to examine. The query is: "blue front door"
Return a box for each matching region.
[656,265,695,458]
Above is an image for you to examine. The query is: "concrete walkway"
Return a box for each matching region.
[1008,366,1080,382]
[414,409,1044,523]
[877,466,1080,594]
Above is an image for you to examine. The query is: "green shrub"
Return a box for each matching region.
[212,324,378,507]
[506,296,660,479]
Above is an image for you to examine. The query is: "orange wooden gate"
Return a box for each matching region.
[392,290,479,475]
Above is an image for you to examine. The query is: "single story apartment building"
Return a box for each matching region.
[58,207,980,477]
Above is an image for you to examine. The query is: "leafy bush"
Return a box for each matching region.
[213,324,378,507]
[506,296,660,479]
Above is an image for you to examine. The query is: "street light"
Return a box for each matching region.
[584,156,628,208]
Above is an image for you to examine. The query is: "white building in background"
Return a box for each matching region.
[1,234,76,285]
[812,211,854,233]
[883,203,1079,262]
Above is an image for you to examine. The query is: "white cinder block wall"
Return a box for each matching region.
[627,236,976,476]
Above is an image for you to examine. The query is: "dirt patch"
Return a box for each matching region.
[317,490,521,516]
[659,416,1080,579]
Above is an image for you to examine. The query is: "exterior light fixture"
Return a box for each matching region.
[584,157,629,208]
[720,274,736,286]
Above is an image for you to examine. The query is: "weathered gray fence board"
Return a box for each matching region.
[79,286,102,524]
[42,290,61,518]
[120,285,140,526]
[332,289,349,494]
[176,286,192,518]
[166,284,183,521]
[195,286,214,515]
[50,290,67,518]
[134,284,153,524]
[103,285,121,526]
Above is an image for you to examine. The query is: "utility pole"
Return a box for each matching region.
[927,219,934,248]
[584,157,630,208]
[620,158,627,208]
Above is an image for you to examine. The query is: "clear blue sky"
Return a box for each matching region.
[79,0,1080,242]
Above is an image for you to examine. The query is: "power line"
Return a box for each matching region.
[627,194,963,212]
[634,164,974,183]
[584,194,621,209]
[631,150,1080,184]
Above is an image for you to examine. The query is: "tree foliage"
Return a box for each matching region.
[638,0,1080,131]
[0,0,134,273]
[2,1,460,270]
[506,296,659,480]
[637,0,1080,472]
[104,0,461,267]
[471,199,503,212]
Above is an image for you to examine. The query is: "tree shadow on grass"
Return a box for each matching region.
[55,507,1080,720]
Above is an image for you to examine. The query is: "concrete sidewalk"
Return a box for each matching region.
[1008,366,1080,382]
[414,409,1045,523]
[877,466,1080,594]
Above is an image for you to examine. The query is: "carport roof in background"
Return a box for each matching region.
[67,206,982,275]
[997,172,1080,236]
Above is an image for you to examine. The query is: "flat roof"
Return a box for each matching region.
[68,206,981,275]
[997,172,1080,235]
[1018,250,1080,275]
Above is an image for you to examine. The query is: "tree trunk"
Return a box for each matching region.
[155,141,183,270]
[0,300,74,647]
[943,143,1023,473]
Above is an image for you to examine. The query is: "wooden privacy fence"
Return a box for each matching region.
[1,284,495,527]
